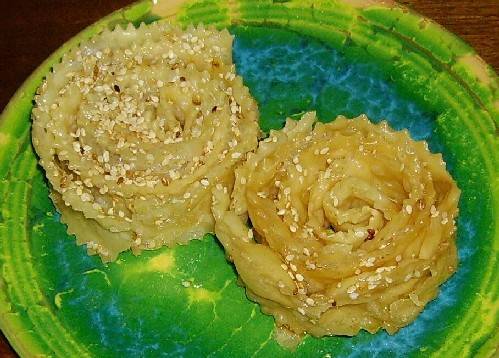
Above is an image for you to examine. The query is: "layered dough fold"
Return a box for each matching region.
[213,112,459,346]
[32,23,259,261]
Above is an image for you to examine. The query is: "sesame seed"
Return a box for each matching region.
[347,286,356,294]
[355,230,365,238]
[285,254,295,261]
[306,261,316,270]
[102,150,110,163]
[297,307,306,315]
[281,264,288,270]
[200,178,209,187]
[405,205,413,214]
[349,292,359,300]
[247,229,253,239]
[166,169,179,180]
[296,274,304,282]
[289,225,297,233]
[305,297,315,305]
[365,257,376,267]
[183,192,191,199]
[320,147,329,155]
[303,248,310,256]
[277,209,286,216]
[231,152,241,159]
[80,193,92,202]
[395,255,402,262]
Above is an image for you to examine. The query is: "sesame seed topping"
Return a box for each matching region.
[349,292,359,300]
[347,286,357,294]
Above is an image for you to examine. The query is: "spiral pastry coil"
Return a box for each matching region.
[32,23,260,261]
[213,112,459,345]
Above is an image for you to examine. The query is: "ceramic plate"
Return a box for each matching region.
[0,0,497,357]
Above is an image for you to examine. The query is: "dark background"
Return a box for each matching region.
[0,0,497,356]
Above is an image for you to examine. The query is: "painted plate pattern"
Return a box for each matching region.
[0,0,497,357]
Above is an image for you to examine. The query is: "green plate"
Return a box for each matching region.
[0,0,497,357]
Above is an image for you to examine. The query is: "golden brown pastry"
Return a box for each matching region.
[213,112,459,348]
[32,22,260,261]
